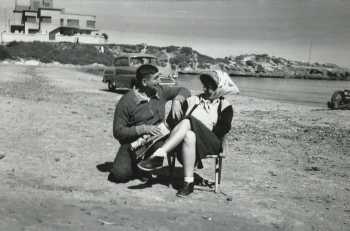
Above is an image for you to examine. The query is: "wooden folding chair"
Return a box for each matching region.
[168,137,227,193]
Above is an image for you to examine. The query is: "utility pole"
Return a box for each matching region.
[2,8,5,29]
[307,40,313,65]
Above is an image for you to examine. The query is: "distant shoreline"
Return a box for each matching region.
[1,41,349,81]
[178,71,350,81]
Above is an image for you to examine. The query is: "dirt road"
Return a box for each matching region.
[0,64,349,231]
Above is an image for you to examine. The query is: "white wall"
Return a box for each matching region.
[56,33,105,44]
[1,32,106,44]
[2,32,49,42]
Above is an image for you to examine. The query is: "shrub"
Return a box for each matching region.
[0,46,12,60]
[6,41,19,47]
[180,47,193,55]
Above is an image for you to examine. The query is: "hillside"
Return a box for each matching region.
[0,41,349,80]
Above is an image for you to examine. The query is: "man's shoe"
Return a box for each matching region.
[176,182,194,197]
[137,156,164,172]
[135,171,153,183]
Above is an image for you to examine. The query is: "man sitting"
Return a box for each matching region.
[110,64,190,182]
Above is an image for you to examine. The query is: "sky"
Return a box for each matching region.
[1,0,350,67]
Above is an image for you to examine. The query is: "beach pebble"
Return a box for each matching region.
[202,216,212,221]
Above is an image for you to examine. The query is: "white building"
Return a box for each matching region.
[2,0,106,44]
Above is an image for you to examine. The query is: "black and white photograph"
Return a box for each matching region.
[0,0,349,230]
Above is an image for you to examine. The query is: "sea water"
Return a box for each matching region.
[177,74,350,107]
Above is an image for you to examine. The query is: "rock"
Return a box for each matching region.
[202,216,212,221]
[304,166,320,172]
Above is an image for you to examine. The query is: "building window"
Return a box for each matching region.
[28,29,39,34]
[67,19,79,27]
[32,0,40,10]
[86,20,96,28]
[41,17,52,23]
[26,16,37,23]
[60,18,64,26]
[43,0,53,8]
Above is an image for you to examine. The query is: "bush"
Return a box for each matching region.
[180,47,193,55]
[165,46,178,53]
[6,41,19,47]
[3,42,115,65]
[0,46,12,60]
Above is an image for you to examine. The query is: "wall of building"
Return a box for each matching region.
[39,10,61,34]
[24,11,39,33]
[30,0,54,10]
[60,13,96,31]
[1,32,106,44]
[11,12,23,26]
[2,32,48,42]
[56,33,105,44]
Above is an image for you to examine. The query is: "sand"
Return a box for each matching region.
[0,64,349,231]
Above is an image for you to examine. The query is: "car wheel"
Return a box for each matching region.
[108,81,116,91]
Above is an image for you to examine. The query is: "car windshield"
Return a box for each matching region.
[130,57,157,66]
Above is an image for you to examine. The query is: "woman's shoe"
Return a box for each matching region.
[137,156,164,171]
[176,182,194,197]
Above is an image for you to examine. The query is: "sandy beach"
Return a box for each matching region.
[0,64,349,231]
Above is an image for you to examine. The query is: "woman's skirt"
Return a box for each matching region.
[177,116,222,169]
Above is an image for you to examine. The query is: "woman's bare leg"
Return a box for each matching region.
[160,119,191,153]
[182,130,196,178]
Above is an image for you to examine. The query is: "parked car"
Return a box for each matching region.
[102,53,177,90]
[327,89,350,109]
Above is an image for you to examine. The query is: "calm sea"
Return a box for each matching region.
[177,74,350,107]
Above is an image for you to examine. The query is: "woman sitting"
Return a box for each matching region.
[137,70,239,197]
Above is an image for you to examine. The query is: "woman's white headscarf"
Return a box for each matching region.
[201,70,240,100]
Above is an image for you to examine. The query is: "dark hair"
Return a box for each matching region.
[136,64,159,82]
[200,74,218,90]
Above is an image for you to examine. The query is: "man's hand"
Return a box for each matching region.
[148,125,163,136]
[171,100,183,120]
[145,125,163,136]
[136,124,164,136]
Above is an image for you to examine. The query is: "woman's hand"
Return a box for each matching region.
[171,99,183,120]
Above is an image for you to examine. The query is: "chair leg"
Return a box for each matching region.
[218,156,223,192]
[215,157,219,193]
[167,153,176,187]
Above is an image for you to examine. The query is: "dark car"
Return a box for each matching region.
[327,89,350,109]
[102,53,177,90]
